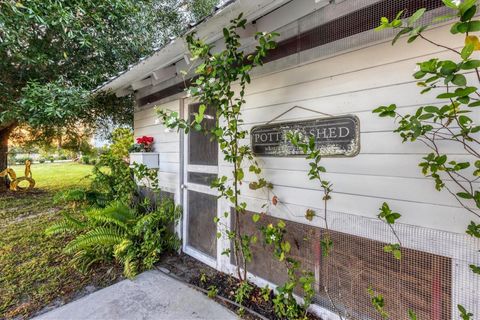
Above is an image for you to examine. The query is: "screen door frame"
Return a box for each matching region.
[181,99,219,268]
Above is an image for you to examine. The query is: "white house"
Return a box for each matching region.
[98,1,480,319]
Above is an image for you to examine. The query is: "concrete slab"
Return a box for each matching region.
[34,270,237,320]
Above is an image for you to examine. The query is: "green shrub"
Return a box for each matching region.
[109,128,134,159]
[59,155,68,160]
[53,188,108,208]
[46,130,177,278]
[91,153,137,203]
[46,199,181,278]
[39,158,46,163]
[48,156,55,163]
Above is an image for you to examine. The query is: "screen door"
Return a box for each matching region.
[182,102,218,266]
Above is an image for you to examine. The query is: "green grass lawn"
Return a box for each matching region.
[0,162,121,319]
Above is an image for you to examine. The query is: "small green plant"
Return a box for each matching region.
[234,281,253,305]
[207,285,218,298]
[261,221,315,320]
[132,163,160,191]
[459,304,474,320]
[367,287,389,319]
[377,202,402,260]
[260,285,271,302]
[200,272,208,284]
[408,309,418,320]
[383,243,402,260]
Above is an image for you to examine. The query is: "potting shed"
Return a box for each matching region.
[97,0,480,319]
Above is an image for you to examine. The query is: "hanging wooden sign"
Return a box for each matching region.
[250,115,360,157]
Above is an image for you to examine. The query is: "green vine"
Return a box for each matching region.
[261,220,315,320]
[285,131,349,319]
[374,1,480,318]
[288,133,333,257]
[157,14,277,288]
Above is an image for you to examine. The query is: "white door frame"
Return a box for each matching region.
[181,100,219,269]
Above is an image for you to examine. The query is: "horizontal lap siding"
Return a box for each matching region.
[218,23,479,234]
[134,100,180,192]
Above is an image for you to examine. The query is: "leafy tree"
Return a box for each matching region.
[186,0,219,22]
[0,0,218,190]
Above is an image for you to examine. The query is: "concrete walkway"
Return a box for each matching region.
[34,270,237,320]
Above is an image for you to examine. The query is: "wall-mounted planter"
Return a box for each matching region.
[129,152,160,169]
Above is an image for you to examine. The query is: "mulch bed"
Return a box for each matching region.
[157,253,322,320]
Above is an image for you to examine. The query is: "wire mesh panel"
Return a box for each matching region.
[188,172,217,186]
[317,229,451,320]
[187,190,217,258]
[246,0,451,80]
[233,210,479,320]
[188,103,218,166]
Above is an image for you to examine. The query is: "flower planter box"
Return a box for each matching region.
[129,152,159,169]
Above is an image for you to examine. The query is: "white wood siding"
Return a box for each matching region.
[134,100,180,194]
[213,22,480,235]
[133,23,479,235]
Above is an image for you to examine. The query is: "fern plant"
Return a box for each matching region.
[114,199,181,278]
[46,199,181,278]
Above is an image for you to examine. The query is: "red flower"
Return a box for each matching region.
[136,136,154,145]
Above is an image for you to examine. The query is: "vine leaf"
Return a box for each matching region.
[470,264,480,275]
[458,304,474,320]
[408,309,417,320]
[384,243,402,260]
[305,209,316,221]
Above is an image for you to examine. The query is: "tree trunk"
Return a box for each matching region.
[0,125,14,192]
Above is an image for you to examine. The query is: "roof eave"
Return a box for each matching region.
[95,0,292,95]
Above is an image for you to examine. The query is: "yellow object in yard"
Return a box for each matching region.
[0,160,36,191]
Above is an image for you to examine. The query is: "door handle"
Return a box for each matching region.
[181,184,188,190]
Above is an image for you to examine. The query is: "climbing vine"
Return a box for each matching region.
[373,1,480,318]
[287,133,333,257]
[261,219,315,319]
[157,14,278,284]
[286,132,347,319]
